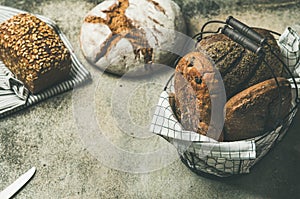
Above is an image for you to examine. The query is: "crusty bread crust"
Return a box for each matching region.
[224,77,292,141]
[174,51,224,141]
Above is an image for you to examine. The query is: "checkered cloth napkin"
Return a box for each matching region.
[279,27,300,77]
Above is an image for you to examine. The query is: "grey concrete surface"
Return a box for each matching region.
[0,0,300,198]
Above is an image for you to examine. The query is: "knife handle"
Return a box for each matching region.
[221,25,263,55]
[226,16,267,45]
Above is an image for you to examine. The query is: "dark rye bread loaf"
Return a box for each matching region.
[197,28,283,99]
[174,51,224,141]
[0,13,71,94]
[224,77,292,141]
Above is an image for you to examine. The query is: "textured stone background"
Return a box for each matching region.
[0,0,300,198]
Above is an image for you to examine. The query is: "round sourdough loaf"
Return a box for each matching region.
[174,51,225,141]
[224,77,292,141]
[197,28,284,99]
[80,0,186,77]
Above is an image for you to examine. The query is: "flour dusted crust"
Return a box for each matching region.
[174,51,224,141]
[80,0,186,76]
[0,13,71,94]
[224,77,292,141]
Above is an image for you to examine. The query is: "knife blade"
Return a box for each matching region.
[0,167,36,199]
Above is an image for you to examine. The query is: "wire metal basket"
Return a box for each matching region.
[150,16,300,177]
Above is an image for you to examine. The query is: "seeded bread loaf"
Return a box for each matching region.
[197,28,283,99]
[0,13,71,94]
[224,77,292,141]
[80,0,186,77]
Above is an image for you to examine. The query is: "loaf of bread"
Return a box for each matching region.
[224,77,292,141]
[174,51,224,141]
[197,28,283,99]
[0,13,71,94]
[80,0,186,77]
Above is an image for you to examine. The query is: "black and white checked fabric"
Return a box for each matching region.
[150,84,298,177]
[279,27,300,76]
[150,28,300,177]
[0,6,91,118]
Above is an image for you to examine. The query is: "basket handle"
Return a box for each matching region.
[226,16,267,45]
[221,25,263,55]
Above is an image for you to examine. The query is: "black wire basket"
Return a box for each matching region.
[150,16,300,177]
